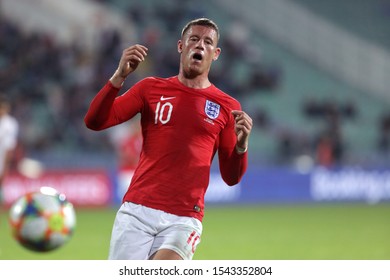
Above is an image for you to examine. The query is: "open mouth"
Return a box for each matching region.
[193,53,203,61]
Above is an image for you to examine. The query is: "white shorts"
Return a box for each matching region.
[108,202,203,260]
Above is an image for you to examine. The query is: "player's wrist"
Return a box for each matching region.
[235,144,248,154]
[109,71,126,88]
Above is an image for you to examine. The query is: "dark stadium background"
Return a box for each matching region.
[0,0,389,259]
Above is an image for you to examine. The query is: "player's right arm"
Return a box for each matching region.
[84,45,148,131]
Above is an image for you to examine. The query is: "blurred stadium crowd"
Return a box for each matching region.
[1,0,389,169]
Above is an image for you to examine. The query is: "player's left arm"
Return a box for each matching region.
[231,110,253,153]
[217,109,253,186]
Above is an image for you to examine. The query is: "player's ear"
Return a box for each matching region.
[213,47,221,61]
[177,40,183,53]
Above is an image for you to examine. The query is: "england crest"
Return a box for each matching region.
[205,100,220,119]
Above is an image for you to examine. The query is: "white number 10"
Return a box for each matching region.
[154,101,173,124]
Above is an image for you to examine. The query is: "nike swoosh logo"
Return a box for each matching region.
[160,96,176,101]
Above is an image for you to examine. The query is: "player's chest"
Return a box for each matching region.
[144,90,227,134]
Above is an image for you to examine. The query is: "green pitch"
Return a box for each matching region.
[0,203,389,260]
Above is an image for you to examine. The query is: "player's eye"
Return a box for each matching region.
[189,36,199,42]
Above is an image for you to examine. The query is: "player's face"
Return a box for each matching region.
[178,25,221,77]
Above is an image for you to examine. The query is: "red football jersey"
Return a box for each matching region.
[85,76,248,221]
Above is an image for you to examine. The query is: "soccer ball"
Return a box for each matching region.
[8,186,76,252]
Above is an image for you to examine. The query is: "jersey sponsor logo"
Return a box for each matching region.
[205,100,220,119]
[160,95,176,101]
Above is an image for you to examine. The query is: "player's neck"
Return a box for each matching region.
[177,72,211,89]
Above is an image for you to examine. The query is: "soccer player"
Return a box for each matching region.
[84,18,253,260]
[0,94,19,203]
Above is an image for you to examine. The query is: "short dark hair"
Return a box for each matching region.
[181,18,220,41]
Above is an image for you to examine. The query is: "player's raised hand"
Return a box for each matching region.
[231,110,253,153]
[110,44,148,87]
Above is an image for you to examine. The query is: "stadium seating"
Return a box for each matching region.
[1,0,389,167]
[290,0,390,50]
